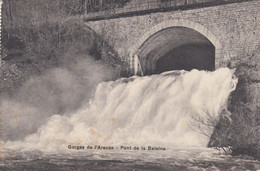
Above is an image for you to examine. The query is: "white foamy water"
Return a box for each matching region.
[3,68,237,153]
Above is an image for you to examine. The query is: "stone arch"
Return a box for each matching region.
[129,19,223,75]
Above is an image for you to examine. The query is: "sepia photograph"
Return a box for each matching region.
[0,0,260,170]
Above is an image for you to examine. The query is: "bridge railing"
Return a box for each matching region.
[84,0,243,21]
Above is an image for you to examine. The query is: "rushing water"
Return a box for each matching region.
[1,68,260,170]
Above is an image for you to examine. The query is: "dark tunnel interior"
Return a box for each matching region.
[155,43,215,74]
[136,27,216,75]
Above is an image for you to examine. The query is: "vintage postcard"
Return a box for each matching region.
[0,0,260,170]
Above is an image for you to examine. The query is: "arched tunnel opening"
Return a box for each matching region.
[136,27,215,75]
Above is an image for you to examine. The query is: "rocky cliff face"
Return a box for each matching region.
[0,19,130,97]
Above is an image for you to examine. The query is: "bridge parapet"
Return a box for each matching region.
[84,0,251,21]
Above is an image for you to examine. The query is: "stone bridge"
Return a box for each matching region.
[84,0,260,77]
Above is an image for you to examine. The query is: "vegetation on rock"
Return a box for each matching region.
[1,0,130,96]
[209,51,260,160]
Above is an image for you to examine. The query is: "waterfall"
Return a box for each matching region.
[3,68,237,152]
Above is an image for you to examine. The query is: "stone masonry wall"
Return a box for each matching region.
[86,0,260,66]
